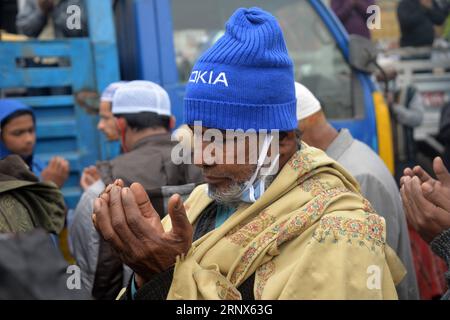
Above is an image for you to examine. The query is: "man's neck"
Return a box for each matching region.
[305,123,338,151]
[127,127,168,150]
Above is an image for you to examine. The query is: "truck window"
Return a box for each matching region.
[171,0,357,120]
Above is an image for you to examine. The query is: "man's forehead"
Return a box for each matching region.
[5,115,35,129]
[99,101,113,113]
[188,125,225,134]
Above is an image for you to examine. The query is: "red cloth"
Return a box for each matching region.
[409,227,448,299]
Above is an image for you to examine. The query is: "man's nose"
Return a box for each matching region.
[25,132,35,145]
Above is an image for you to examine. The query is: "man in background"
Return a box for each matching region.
[295,82,419,300]
[398,0,449,47]
[331,0,375,39]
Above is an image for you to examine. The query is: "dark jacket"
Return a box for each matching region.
[430,229,450,300]
[96,133,202,189]
[438,102,450,168]
[331,0,375,39]
[398,0,449,47]
[16,0,88,38]
[0,229,89,299]
[0,155,65,234]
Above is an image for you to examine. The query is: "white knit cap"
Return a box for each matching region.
[295,82,321,121]
[101,81,128,102]
[112,80,171,116]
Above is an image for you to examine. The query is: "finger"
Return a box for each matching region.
[403,177,423,228]
[422,180,450,211]
[400,176,408,187]
[167,194,191,238]
[86,175,95,185]
[63,159,70,172]
[404,180,441,243]
[105,183,114,194]
[93,171,101,180]
[109,185,136,244]
[53,157,62,171]
[94,197,125,251]
[412,165,434,184]
[100,191,110,204]
[400,183,418,229]
[130,183,159,219]
[115,179,125,188]
[409,177,445,236]
[121,187,163,237]
[49,157,57,169]
[434,157,450,186]
[88,166,98,178]
[410,177,434,215]
[403,167,414,178]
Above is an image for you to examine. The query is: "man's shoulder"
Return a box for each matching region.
[341,139,394,181]
[184,184,210,212]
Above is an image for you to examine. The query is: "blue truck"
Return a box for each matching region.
[0,0,393,208]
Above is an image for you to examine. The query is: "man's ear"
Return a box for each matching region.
[169,116,176,130]
[278,131,298,156]
[115,117,127,132]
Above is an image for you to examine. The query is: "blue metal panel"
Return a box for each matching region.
[0,40,75,88]
[153,0,185,128]
[134,0,161,82]
[132,0,187,129]
[85,0,121,161]
[18,41,73,57]
[36,117,77,138]
[0,0,121,208]
[1,67,73,88]
[16,95,74,108]
[309,0,349,58]
[69,39,99,168]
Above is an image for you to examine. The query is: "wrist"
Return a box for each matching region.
[134,273,148,289]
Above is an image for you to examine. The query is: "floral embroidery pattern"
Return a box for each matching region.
[216,280,241,300]
[255,261,276,300]
[226,211,276,247]
[287,147,317,176]
[312,213,385,251]
[230,187,350,285]
[299,175,333,196]
[362,198,378,215]
[276,187,349,247]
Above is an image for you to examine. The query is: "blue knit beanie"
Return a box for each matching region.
[184,7,297,131]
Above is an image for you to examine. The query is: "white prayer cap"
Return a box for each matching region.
[101,81,128,102]
[112,80,171,116]
[295,82,321,121]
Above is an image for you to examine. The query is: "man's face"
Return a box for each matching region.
[97,101,119,141]
[1,114,36,157]
[193,126,260,205]
[298,119,310,144]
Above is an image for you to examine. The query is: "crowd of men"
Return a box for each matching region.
[0,6,449,300]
